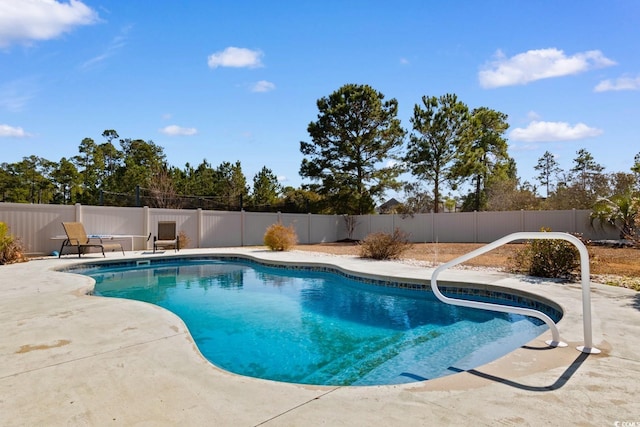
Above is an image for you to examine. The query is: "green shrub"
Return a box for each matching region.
[359,228,412,260]
[264,222,298,251]
[508,228,579,279]
[0,222,27,265]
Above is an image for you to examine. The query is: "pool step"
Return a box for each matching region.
[302,328,442,385]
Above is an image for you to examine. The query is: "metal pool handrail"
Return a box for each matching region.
[430,231,601,354]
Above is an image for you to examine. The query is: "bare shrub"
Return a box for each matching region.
[343,215,359,241]
[0,222,27,264]
[148,169,183,208]
[359,228,412,260]
[178,230,190,249]
[264,222,298,251]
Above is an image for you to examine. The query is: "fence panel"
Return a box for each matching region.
[0,203,74,254]
[82,205,144,235]
[0,202,622,254]
[523,210,578,236]
[309,214,340,243]
[280,213,310,244]
[200,211,243,248]
[433,212,476,242]
[242,212,278,246]
[477,211,523,242]
[395,214,428,242]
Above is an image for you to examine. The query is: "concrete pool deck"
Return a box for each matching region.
[1,248,639,426]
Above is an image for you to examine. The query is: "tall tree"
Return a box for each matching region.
[534,150,561,198]
[0,162,28,202]
[189,159,215,196]
[485,178,540,211]
[98,130,122,186]
[632,152,640,191]
[0,164,12,201]
[609,172,637,196]
[454,107,510,211]
[213,161,249,209]
[546,150,607,209]
[51,157,81,204]
[399,182,434,215]
[12,156,55,204]
[112,138,166,196]
[571,148,605,192]
[281,186,324,213]
[300,83,405,215]
[251,166,281,208]
[73,137,102,204]
[404,93,470,213]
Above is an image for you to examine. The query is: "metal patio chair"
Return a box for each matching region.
[153,221,180,253]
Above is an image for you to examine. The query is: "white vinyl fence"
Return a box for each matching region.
[0,202,618,255]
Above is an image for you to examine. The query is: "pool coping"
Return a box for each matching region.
[1,247,639,425]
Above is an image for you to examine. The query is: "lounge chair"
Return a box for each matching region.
[153,221,179,253]
[59,222,125,258]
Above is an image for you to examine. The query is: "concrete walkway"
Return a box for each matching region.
[1,248,639,426]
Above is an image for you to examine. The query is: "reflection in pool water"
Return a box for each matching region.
[85,259,551,386]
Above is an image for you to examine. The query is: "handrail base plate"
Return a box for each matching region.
[545,340,568,348]
[577,345,601,354]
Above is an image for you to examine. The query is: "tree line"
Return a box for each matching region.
[2,84,639,215]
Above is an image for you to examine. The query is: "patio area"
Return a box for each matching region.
[1,248,638,426]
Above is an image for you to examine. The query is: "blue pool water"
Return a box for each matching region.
[82,258,554,386]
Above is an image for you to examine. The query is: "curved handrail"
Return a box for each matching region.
[430,232,600,354]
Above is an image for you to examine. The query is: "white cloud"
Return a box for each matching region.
[159,125,197,136]
[0,0,99,48]
[594,75,640,92]
[0,124,31,137]
[400,57,409,65]
[510,121,603,142]
[207,47,264,69]
[251,80,275,93]
[479,48,616,88]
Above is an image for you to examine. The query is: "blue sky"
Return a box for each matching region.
[1,0,639,198]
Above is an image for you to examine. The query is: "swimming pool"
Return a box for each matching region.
[75,257,561,386]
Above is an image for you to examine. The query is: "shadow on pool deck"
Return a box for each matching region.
[449,350,591,392]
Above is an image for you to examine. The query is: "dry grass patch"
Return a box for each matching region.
[293,242,640,290]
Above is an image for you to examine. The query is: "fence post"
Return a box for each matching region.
[143,206,150,249]
[474,210,478,243]
[431,212,435,243]
[75,203,82,222]
[197,208,202,248]
[241,210,245,247]
[308,213,312,244]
